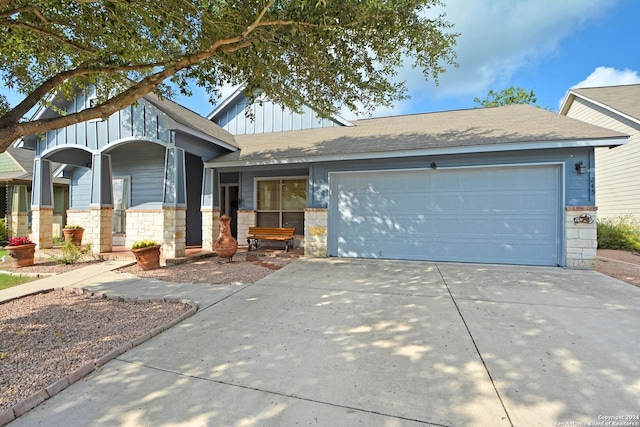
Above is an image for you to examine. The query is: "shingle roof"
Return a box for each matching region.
[567,84,640,122]
[0,147,68,184]
[208,104,626,166]
[143,92,238,149]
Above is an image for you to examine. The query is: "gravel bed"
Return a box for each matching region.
[0,289,190,411]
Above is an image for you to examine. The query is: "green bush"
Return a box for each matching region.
[0,218,8,243]
[49,240,92,265]
[131,240,158,250]
[597,215,640,251]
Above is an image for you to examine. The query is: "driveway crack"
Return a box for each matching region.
[435,264,514,427]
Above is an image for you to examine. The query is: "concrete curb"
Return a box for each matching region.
[0,287,199,426]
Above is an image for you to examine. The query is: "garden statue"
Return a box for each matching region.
[214,214,238,262]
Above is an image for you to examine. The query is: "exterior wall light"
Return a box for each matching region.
[430,162,437,170]
[575,161,586,174]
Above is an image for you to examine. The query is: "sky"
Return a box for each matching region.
[3,0,640,120]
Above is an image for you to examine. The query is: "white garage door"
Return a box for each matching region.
[329,165,561,266]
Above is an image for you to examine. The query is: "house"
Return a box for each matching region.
[0,147,68,240]
[23,86,627,268]
[23,89,237,260]
[205,91,627,268]
[559,84,640,221]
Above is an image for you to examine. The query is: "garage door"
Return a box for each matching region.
[329,165,561,266]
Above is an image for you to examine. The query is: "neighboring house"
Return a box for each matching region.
[559,84,640,221]
[0,147,68,239]
[22,86,627,269]
[206,96,627,268]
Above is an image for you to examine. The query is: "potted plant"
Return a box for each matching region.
[131,240,161,271]
[6,236,36,267]
[62,224,84,246]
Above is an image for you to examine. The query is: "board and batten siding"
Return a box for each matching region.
[69,167,92,209]
[565,98,640,220]
[38,95,171,155]
[213,94,340,135]
[110,142,166,208]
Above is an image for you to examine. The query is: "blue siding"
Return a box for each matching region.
[110,142,165,207]
[38,98,171,155]
[213,94,342,135]
[70,167,92,209]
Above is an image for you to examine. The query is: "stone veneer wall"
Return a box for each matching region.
[66,210,91,244]
[565,206,598,269]
[87,207,113,254]
[31,208,53,249]
[201,208,220,252]
[162,207,186,259]
[125,209,165,251]
[236,210,256,245]
[304,208,328,257]
[125,208,186,259]
[8,213,29,238]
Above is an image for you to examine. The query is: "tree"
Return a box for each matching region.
[474,86,537,108]
[0,0,458,151]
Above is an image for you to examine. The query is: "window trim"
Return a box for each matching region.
[253,176,308,230]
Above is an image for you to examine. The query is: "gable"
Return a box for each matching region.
[560,84,640,125]
[208,87,351,135]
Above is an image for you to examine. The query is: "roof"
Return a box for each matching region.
[559,84,640,123]
[206,104,628,167]
[143,92,238,150]
[0,147,68,185]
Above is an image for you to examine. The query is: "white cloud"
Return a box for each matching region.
[572,66,640,88]
[382,0,619,115]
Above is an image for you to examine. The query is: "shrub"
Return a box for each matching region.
[597,215,640,251]
[63,224,84,229]
[131,240,158,250]
[0,218,8,243]
[50,240,92,265]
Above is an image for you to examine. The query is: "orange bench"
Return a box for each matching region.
[246,227,296,252]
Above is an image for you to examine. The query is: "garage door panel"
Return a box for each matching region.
[330,166,561,266]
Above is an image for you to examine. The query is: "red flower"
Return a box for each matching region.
[8,236,34,246]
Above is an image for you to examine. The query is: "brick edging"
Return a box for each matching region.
[0,288,198,426]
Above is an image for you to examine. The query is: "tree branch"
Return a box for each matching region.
[3,19,96,53]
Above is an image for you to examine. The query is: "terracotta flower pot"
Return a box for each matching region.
[131,245,161,271]
[6,243,36,267]
[63,228,84,246]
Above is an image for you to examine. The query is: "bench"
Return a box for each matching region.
[246,227,296,252]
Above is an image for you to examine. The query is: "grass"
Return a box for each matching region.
[0,248,36,290]
[0,274,35,290]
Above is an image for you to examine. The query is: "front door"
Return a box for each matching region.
[220,184,239,238]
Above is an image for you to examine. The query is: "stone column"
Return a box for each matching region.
[304,208,328,257]
[31,207,53,249]
[236,210,256,245]
[88,154,114,254]
[87,207,113,253]
[201,207,220,252]
[10,185,29,237]
[565,206,598,269]
[162,206,186,259]
[31,159,55,248]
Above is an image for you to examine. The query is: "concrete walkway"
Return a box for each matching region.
[3,258,640,426]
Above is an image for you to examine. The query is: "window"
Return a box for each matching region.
[256,178,307,234]
[112,177,130,233]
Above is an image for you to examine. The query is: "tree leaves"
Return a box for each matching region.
[0,0,458,149]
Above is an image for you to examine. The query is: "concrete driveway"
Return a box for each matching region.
[12,258,640,426]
